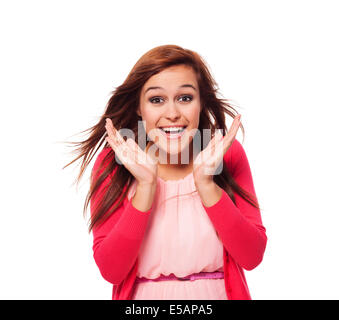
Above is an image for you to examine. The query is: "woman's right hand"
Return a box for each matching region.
[105,118,158,185]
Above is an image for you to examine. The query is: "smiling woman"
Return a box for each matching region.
[137,64,201,166]
[63,44,267,300]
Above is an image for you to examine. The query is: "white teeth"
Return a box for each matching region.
[160,127,185,133]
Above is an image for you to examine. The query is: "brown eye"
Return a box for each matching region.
[178,95,193,102]
[149,97,164,104]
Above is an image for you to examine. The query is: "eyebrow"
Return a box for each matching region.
[144,84,197,94]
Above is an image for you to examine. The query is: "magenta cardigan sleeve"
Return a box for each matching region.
[202,139,267,271]
[90,148,153,285]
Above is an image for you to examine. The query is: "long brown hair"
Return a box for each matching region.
[62,44,261,233]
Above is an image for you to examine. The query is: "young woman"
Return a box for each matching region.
[65,44,267,300]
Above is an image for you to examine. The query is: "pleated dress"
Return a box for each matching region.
[127,172,228,300]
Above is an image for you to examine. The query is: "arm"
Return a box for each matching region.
[200,139,267,270]
[90,148,153,285]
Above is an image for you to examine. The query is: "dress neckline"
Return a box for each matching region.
[157,171,194,184]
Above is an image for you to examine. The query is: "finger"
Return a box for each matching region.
[204,129,222,154]
[214,129,224,145]
[106,136,133,165]
[228,114,241,135]
[106,119,118,134]
[204,129,223,160]
[117,138,140,165]
[207,139,227,175]
[214,125,234,156]
[105,126,137,166]
[126,138,157,167]
[126,137,146,158]
[105,122,119,145]
[105,118,116,136]
[216,115,241,160]
[116,143,134,165]
[224,114,241,143]
[196,137,216,166]
[126,138,142,164]
[105,119,124,146]
[105,136,118,152]
[214,137,227,163]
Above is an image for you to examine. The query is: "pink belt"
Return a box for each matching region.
[135,271,224,284]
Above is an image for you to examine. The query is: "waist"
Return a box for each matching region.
[135,271,224,284]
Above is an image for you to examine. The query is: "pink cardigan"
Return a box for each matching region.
[90,139,267,300]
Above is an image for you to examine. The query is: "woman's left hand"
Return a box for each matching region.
[193,114,242,187]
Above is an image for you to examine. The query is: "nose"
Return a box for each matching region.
[164,102,181,122]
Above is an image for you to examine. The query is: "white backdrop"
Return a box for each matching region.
[1,0,338,299]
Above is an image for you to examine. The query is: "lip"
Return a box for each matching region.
[158,127,186,140]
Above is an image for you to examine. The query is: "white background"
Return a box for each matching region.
[1,0,338,299]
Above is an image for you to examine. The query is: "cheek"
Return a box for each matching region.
[140,111,159,132]
[186,104,201,125]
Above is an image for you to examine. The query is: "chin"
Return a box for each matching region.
[156,143,191,164]
[146,129,194,163]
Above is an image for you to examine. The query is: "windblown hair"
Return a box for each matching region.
[63,44,261,233]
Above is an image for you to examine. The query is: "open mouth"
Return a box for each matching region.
[158,126,187,139]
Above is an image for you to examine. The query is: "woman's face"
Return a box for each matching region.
[137,64,201,163]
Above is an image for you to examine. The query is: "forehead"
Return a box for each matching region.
[142,65,198,93]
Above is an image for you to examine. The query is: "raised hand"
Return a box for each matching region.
[193,114,242,186]
[105,118,158,185]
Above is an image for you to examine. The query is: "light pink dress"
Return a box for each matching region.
[127,172,228,300]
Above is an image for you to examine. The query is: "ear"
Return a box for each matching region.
[136,106,141,117]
